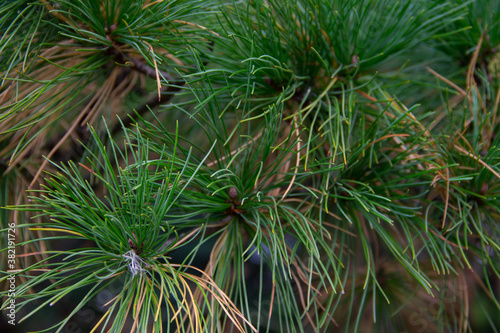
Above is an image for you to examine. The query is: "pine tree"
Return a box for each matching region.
[1,0,499,332]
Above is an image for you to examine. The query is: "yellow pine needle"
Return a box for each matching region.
[90,308,112,333]
[29,227,84,237]
[144,42,162,101]
[173,20,221,37]
[155,277,165,322]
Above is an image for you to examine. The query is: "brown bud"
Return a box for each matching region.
[128,238,137,251]
[229,187,238,200]
[351,55,359,66]
[481,183,488,195]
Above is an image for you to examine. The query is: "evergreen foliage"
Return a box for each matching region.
[1,0,499,332]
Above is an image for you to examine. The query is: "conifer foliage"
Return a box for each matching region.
[1,0,499,332]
